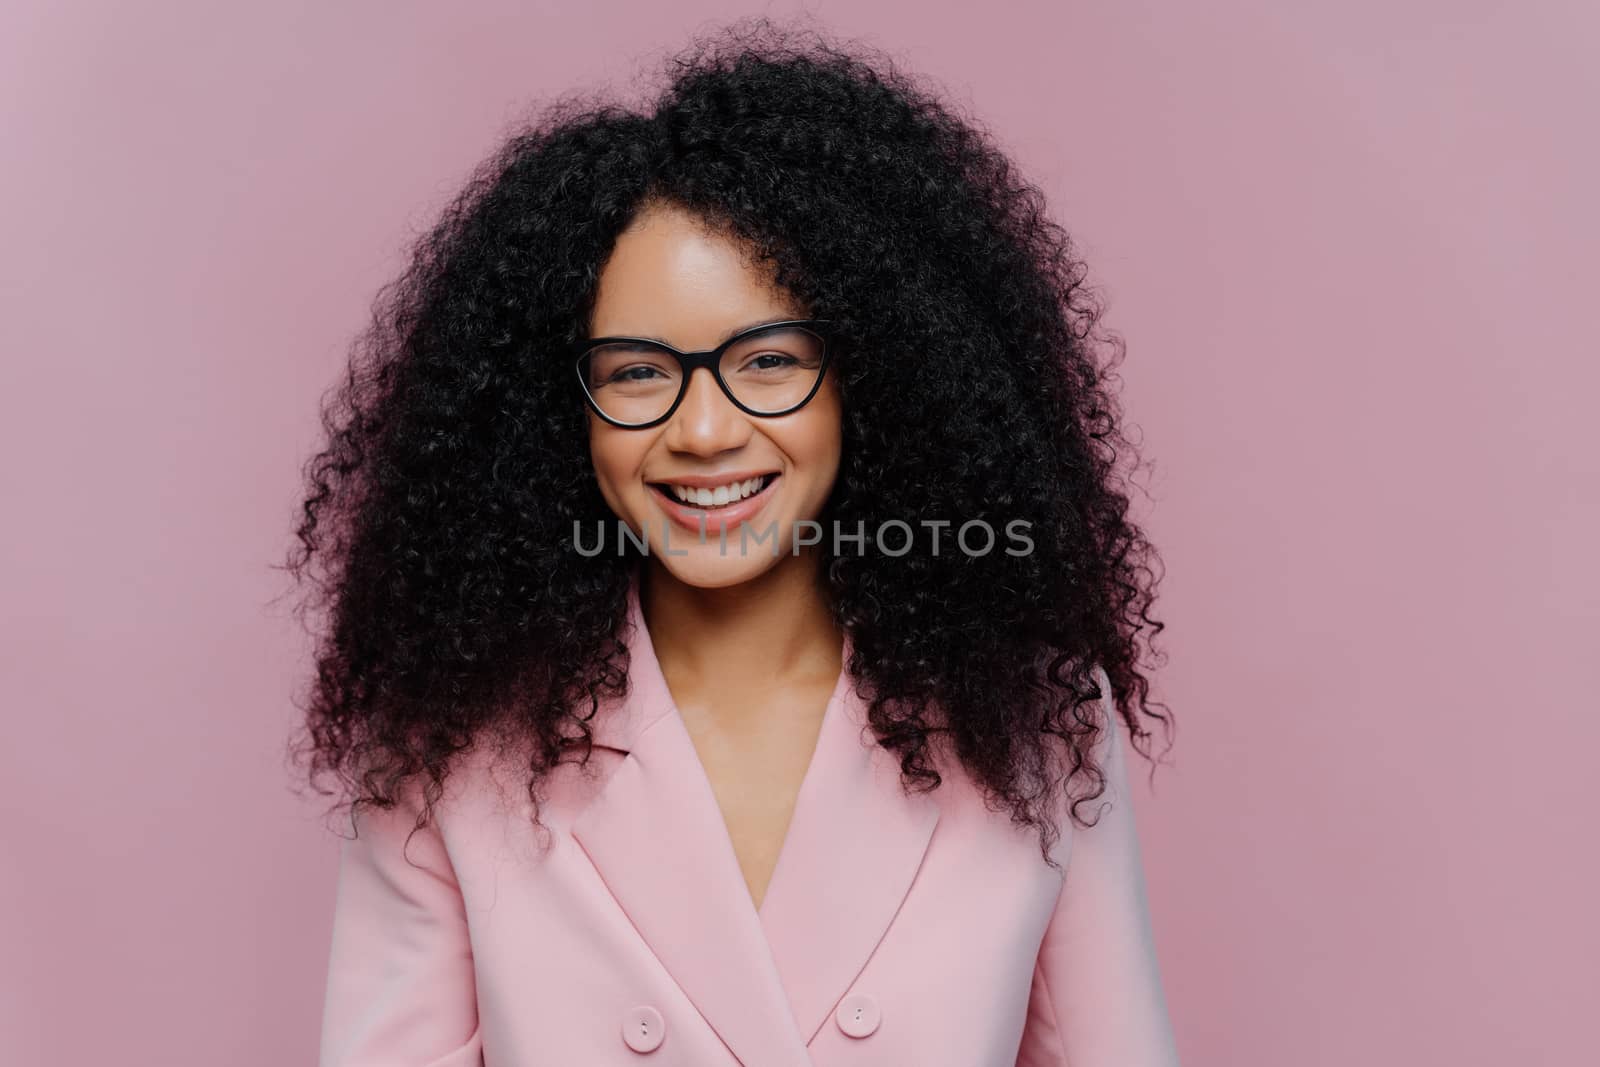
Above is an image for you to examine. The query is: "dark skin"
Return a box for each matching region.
[585,200,846,910]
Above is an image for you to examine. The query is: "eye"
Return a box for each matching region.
[608,363,671,383]
[738,351,800,372]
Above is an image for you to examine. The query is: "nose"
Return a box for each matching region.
[661,366,753,454]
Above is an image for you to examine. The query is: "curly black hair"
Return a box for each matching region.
[281,15,1172,867]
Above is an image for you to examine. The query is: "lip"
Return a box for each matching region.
[648,469,780,490]
[647,473,782,537]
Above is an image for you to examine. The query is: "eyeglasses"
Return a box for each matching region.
[573,318,834,429]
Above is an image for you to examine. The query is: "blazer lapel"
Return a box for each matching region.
[756,652,941,1044]
[570,579,811,1067]
[570,574,940,1058]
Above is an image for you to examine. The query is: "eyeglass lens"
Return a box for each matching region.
[579,324,826,425]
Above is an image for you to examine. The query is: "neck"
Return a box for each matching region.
[639,551,842,693]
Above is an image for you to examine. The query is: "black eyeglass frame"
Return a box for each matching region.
[572,318,836,429]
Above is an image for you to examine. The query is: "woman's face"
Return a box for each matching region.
[584,200,842,589]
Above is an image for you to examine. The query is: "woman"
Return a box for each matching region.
[290,18,1179,1066]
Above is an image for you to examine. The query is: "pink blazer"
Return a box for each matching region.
[317,582,1180,1066]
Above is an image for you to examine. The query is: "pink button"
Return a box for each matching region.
[834,993,881,1038]
[621,1005,665,1053]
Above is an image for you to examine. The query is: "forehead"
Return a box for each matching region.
[589,201,807,350]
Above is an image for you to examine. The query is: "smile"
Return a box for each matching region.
[654,473,778,509]
[645,472,782,536]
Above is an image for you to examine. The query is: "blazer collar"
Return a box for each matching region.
[570,573,940,1061]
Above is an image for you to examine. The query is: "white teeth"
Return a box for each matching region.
[668,476,769,507]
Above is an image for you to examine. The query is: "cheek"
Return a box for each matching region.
[791,394,844,483]
[586,423,643,508]
[814,384,845,466]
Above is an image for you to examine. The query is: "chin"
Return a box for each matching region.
[649,542,788,590]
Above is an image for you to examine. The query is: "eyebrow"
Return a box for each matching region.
[593,316,799,347]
